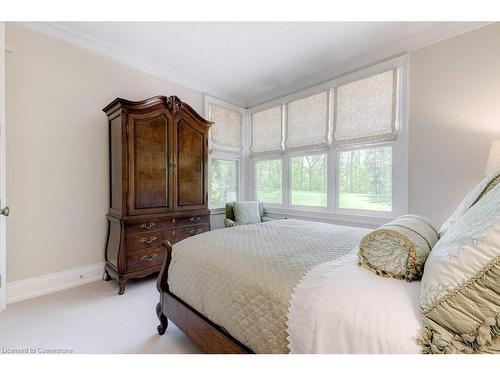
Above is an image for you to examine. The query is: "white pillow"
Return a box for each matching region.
[439,171,500,236]
[233,201,261,225]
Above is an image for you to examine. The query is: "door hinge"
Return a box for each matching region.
[0,199,9,217]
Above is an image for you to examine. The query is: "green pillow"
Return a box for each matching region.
[233,201,261,225]
[358,215,439,281]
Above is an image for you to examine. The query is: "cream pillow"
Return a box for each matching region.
[233,201,261,225]
[439,171,500,236]
[419,183,500,354]
[358,215,439,281]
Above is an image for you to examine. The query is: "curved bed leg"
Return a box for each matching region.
[156,302,168,335]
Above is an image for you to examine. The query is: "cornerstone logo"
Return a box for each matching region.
[1,347,73,354]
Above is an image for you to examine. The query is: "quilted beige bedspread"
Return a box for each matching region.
[168,219,369,353]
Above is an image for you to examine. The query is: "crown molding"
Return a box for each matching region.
[14,21,217,100]
[400,21,492,52]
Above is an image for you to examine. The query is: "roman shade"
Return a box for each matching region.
[286,91,329,152]
[334,69,397,146]
[209,104,242,154]
[251,106,283,157]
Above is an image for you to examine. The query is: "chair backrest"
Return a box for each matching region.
[225,201,264,221]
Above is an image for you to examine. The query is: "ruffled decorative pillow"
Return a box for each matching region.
[439,171,500,236]
[418,183,500,354]
[358,215,439,281]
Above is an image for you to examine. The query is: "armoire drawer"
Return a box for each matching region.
[169,215,210,229]
[127,247,165,272]
[126,230,163,251]
[163,224,210,244]
[125,214,210,235]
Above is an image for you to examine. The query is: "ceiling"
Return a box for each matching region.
[23,22,488,107]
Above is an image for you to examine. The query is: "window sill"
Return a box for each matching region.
[263,206,392,229]
[209,206,226,215]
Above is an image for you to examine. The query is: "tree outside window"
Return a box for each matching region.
[210,159,238,205]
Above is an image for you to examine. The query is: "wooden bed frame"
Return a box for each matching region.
[156,241,254,354]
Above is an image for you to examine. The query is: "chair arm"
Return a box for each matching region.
[224,218,238,228]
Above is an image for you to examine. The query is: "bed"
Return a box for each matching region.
[156,219,421,354]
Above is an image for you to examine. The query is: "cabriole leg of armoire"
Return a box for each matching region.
[103,269,111,281]
[118,279,127,295]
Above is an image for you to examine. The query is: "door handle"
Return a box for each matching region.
[0,206,9,217]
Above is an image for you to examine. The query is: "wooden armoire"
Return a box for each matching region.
[102,96,212,294]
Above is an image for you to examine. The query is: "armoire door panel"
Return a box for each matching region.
[128,112,172,214]
[175,119,206,210]
[109,116,123,212]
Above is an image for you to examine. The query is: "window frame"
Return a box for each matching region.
[205,96,246,209]
[246,55,409,226]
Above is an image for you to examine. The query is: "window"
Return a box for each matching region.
[255,159,282,204]
[333,69,396,213]
[291,153,327,207]
[338,147,392,212]
[246,56,407,221]
[206,98,245,207]
[210,159,239,205]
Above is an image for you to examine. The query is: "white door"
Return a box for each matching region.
[0,22,7,311]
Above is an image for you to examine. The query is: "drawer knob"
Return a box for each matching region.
[140,222,155,229]
[189,216,201,223]
[139,236,159,244]
[172,218,176,224]
[140,253,158,262]
[189,228,202,236]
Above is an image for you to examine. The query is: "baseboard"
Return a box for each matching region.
[6,262,105,304]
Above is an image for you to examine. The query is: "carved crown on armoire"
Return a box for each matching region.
[102,96,212,294]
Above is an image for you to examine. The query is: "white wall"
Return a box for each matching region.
[5,24,206,282]
[409,23,500,226]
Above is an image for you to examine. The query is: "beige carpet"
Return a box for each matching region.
[0,276,201,354]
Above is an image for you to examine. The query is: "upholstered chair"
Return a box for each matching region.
[224,201,275,227]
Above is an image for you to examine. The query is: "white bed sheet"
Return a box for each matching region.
[287,249,422,354]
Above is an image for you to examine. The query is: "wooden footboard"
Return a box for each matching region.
[156,241,253,354]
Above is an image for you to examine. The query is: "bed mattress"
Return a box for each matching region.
[168,219,369,353]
